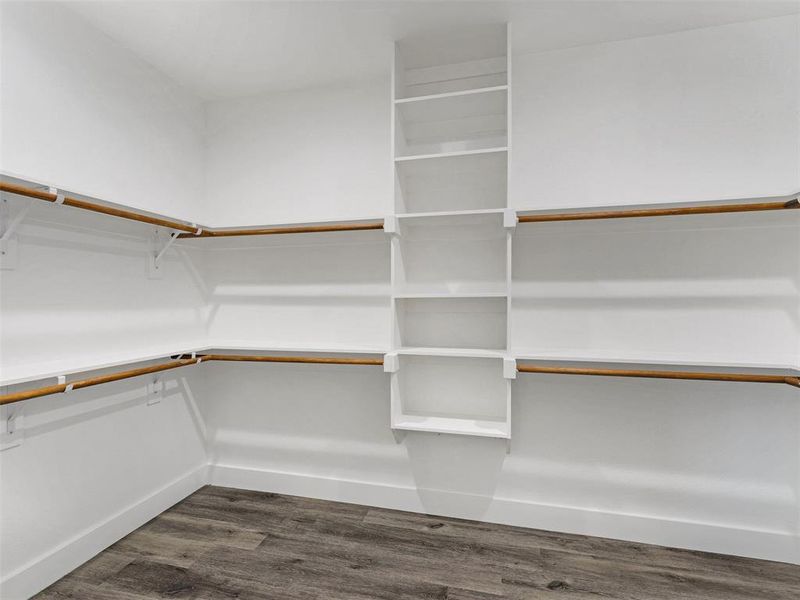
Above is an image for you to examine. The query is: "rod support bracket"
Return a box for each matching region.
[49,187,65,205]
[503,358,517,380]
[383,215,398,235]
[503,209,518,229]
[383,352,399,373]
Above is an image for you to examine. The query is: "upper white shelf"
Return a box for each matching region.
[395,84,508,105]
[397,208,505,219]
[394,146,508,163]
[393,290,508,299]
[394,347,507,359]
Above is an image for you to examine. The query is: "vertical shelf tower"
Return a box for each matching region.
[387,24,515,439]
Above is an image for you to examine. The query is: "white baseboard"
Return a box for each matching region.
[211,463,800,566]
[5,461,796,600]
[0,464,209,600]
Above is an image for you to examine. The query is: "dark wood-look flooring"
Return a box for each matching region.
[36,486,800,599]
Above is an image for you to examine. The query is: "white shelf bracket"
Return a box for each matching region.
[1,196,34,270]
[383,352,399,373]
[503,209,517,230]
[503,358,517,380]
[154,231,180,265]
[148,228,180,278]
[1,405,24,451]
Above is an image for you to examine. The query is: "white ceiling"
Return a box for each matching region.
[65,0,800,101]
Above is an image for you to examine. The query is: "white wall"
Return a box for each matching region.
[511,15,800,209]
[204,79,391,226]
[0,4,209,598]
[0,2,205,222]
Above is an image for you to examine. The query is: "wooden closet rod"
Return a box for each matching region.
[517,364,800,387]
[0,181,384,237]
[0,354,383,405]
[0,357,205,405]
[178,222,384,238]
[199,354,384,366]
[518,198,799,223]
[0,182,200,233]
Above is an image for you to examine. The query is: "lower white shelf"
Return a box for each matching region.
[392,414,510,439]
[395,347,506,359]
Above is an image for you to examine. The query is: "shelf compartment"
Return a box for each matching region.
[395,87,507,158]
[390,354,510,438]
[395,148,507,214]
[394,297,507,350]
[394,24,508,99]
[392,217,508,297]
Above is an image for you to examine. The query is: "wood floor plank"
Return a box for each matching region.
[34,486,800,600]
[194,545,450,600]
[34,549,139,599]
[364,507,800,595]
[100,558,306,600]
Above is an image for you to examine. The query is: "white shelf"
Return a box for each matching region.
[1,342,388,387]
[397,208,505,219]
[393,290,508,299]
[395,347,507,359]
[512,352,800,374]
[395,209,507,229]
[392,414,510,439]
[0,343,208,387]
[206,342,387,355]
[394,146,508,163]
[395,85,509,105]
